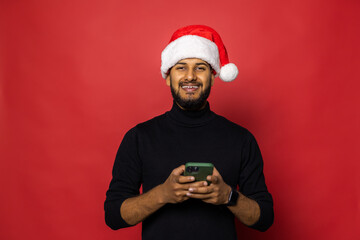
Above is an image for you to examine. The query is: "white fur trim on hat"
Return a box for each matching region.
[219,63,238,82]
[161,35,221,79]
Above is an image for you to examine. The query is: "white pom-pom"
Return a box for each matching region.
[219,63,238,82]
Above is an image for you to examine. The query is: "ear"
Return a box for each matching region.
[166,75,171,86]
[210,74,215,86]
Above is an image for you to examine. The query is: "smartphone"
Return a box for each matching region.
[184,162,214,185]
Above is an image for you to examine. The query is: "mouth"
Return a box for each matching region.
[180,83,201,93]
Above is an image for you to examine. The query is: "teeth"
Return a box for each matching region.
[182,86,199,89]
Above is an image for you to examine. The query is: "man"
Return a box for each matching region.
[104,25,274,240]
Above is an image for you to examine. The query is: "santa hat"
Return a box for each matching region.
[161,25,238,82]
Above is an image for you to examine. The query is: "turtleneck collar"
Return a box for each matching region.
[166,101,215,127]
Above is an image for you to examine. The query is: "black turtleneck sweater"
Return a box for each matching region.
[105,102,274,239]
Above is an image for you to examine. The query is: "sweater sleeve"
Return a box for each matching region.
[238,132,274,232]
[104,127,142,230]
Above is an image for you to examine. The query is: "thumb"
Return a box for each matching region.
[212,167,221,176]
[172,165,185,176]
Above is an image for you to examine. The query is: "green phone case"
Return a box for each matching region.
[184,162,214,184]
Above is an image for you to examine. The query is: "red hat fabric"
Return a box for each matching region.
[161,25,238,82]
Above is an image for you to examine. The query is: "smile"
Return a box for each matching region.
[181,86,199,89]
[181,85,199,93]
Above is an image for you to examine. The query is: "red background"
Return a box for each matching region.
[1,0,359,239]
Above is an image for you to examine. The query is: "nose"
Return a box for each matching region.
[185,69,196,81]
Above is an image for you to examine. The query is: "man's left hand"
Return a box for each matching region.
[186,167,232,205]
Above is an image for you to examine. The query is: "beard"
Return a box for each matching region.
[170,78,212,111]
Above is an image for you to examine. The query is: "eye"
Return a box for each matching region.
[176,66,185,70]
[196,67,206,71]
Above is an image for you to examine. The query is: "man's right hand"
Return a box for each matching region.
[120,165,208,225]
[158,165,208,204]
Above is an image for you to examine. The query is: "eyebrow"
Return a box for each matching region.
[176,62,210,67]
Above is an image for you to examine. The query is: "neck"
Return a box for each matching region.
[167,100,215,126]
[174,100,208,111]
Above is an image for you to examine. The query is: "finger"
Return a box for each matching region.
[207,175,219,184]
[186,192,212,199]
[176,181,207,190]
[188,186,213,194]
[188,181,208,188]
[173,190,191,202]
[172,165,185,176]
[176,190,191,197]
[177,175,195,183]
